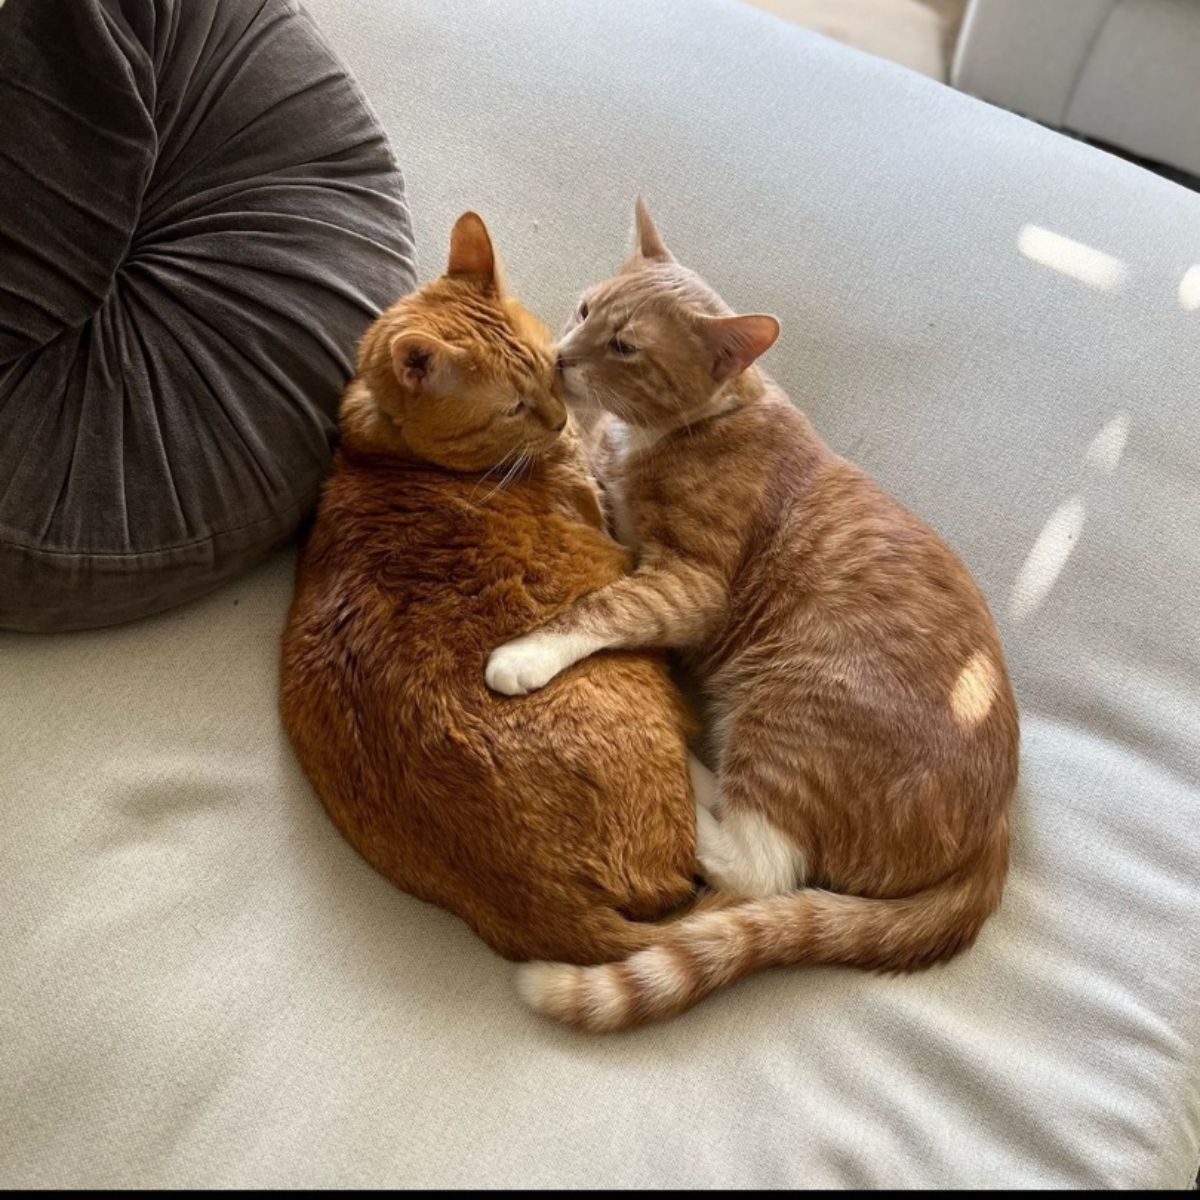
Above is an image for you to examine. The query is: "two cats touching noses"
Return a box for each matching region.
[281,200,1018,1033]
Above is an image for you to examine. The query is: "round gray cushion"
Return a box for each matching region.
[0,0,415,631]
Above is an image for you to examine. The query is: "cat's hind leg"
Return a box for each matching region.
[695,799,806,898]
[687,753,721,814]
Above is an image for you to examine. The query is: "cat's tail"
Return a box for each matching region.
[516,835,1006,1032]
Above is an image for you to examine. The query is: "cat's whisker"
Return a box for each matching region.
[470,445,521,501]
[585,378,630,422]
[477,443,532,505]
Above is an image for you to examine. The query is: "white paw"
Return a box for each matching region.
[486,635,568,696]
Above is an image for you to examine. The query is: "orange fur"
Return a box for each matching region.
[280,213,698,965]
[497,200,1019,1028]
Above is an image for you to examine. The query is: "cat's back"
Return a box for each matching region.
[295,451,620,663]
[280,450,698,962]
[696,385,1018,821]
[284,451,641,759]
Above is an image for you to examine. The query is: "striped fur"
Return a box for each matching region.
[496,201,1018,1029]
[519,833,1007,1031]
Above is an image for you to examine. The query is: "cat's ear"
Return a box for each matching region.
[447,211,498,289]
[622,195,674,270]
[694,313,780,382]
[390,331,467,395]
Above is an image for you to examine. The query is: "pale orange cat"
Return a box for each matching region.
[489,200,1019,1030]
[281,212,700,967]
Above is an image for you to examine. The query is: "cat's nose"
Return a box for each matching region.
[534,389,568,432]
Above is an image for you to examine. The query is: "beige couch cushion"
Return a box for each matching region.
[2,0,1198,1187]
[746,0,955,79]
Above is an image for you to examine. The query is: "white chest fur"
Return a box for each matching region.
[606,420,662,551]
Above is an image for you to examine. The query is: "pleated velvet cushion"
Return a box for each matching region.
[0,0,415,631]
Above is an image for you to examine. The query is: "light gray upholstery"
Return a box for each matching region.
[1,0,1198,1188]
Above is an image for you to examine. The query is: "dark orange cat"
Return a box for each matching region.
[280,213,698,964]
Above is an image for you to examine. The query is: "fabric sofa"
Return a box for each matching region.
[2,0,1198,1187]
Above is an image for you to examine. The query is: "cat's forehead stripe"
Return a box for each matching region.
[450,293,545,374]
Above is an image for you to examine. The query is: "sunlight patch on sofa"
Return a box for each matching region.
[1178,265,1200,312]
[1017,225,1126,292]
[1085,411,1131,474]
[1009,497,1086,624]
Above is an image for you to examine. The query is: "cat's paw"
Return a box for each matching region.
[486,635,568,696]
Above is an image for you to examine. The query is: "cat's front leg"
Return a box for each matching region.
[485,557,726,696]
[485,630,611,696]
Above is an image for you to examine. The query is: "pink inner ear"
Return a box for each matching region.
[390,334,436,390]
[700,314,780,381]
[403,347,430,376]
[390,333,465,394]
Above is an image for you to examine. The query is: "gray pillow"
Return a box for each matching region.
[0,0,416,631]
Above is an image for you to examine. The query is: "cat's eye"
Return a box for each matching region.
[505,399,527,416]
[608,337,636,356]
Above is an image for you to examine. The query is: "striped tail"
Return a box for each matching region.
[516,852,1006,1032]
